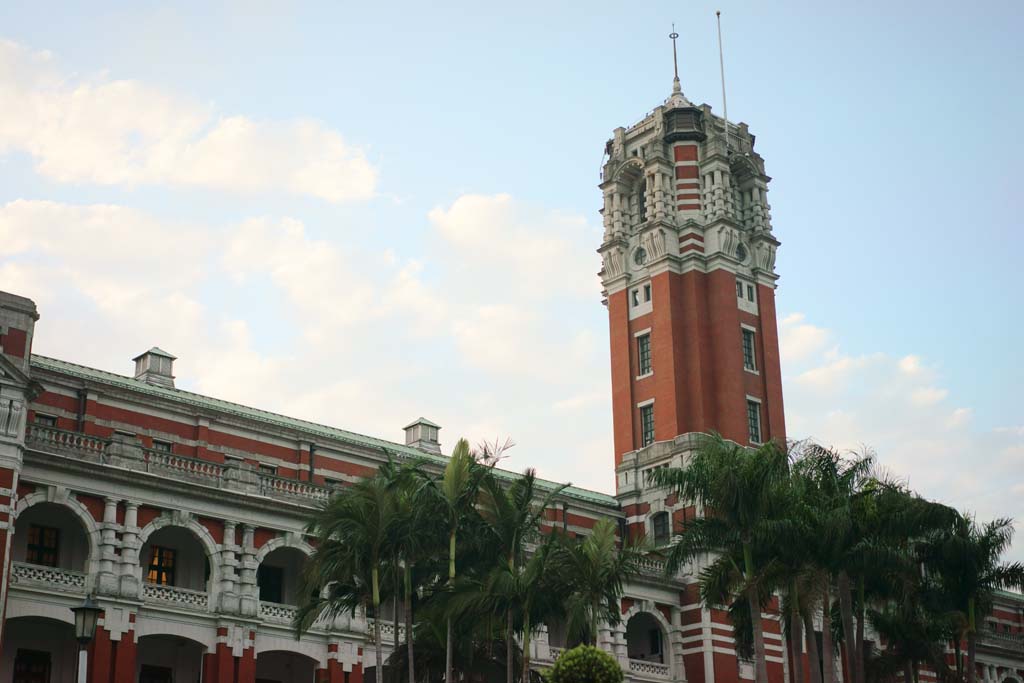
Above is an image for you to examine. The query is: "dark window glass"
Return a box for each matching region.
[649,628,662,655]
[640,404,655,447]
[258,464,278,476]
[747,400,762,444]
[631,289,640,307]
[14,649,51,682]
[643,283,651,302]
[637,334,652,375]
[25,525,59,567]
[638,184,647,222]
[747,284,755,302]
[258,564,284,603]
[33,414,57,427]
[735,280,743,298]
[147,546,176,586]
[151,440,172,453]
[742,329,756,371]
[652,512,670,546]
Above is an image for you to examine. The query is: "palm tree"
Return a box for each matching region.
[650,433,792,683]
[924,516,1024,683]
[477,467,567,683]
[298,475,397,682]
[434,438,481,683]
[558,518,645,645]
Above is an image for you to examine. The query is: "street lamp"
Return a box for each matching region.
[70,595,102,683]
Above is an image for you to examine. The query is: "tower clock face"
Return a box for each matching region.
[633,247,647,267]
[735,243,748,262]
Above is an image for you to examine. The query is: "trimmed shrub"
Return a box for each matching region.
[548,645,624,683]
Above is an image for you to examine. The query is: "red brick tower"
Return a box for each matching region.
[601,72,786,492]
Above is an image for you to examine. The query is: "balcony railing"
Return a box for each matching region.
[367,618,407,642]
[26,424,330,505]
[259,600,299,624]
[142,582,210,611]
[10,561,87,593]
[978,630,1024,652]
[628,658,671,679]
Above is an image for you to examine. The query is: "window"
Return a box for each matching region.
[258,464,278,476]
[640,404,655,447]
[25,525,59,567]
[643,283,651,302]
[147,546,176,585]
[649,628,663,655]
[747,284,755,302]
[742,328,756,372]
[735,280,743,298]
[637,334,652,375]
[14,650,51,682]
[151,440,172,453]
[258,564,284,603]
[631,288,641,307]
[638,183,647,222]
[652,512,670,546]
[113,430,136,440]
[33,414,57,427]
[747,400,762,444]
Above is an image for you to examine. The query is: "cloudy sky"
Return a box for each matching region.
[1,1,1021,558]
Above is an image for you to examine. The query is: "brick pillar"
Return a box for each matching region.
[237,633,256,683]
[87,624,114,683]
[113,626,137,683]
[203,652,218,681]
[673,143,701,214]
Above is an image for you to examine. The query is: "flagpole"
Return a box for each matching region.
[716,10,730,156]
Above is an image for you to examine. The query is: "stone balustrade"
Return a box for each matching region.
[25,424,330,506]
[259,600,299,624]
[628,658,671,679]
[142,582,210,611]
[10,561,87,593]
[979,630,1024,652]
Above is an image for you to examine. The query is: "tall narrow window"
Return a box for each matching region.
[747,284,755,302]
[26,525,59,567]
[637,333,652,375]
[643,283,652,302]
[638,183,647,222]
[735,280,744,298]
[747,400,762,444]
[631,288,641,307]
[742,328,756,372]
[640,404,655,447]
[258,565,284,603]
[147,546,176,585]
[652,512,670,546]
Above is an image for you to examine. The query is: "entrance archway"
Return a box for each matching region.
[255,650,317,683]
[625,611,665,663]
[0,616,77,683]
[136,634,206,683]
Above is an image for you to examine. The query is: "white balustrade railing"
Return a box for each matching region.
[143,582,209,611]
[366,619,406,642]
[548,646,565,661]
[146,450,225,482]
[259,600,299,624]
[26,424,107,456]
[979,630,1024,651]
[628,658,671,679]
[259,474,330,503]
[10,562,86,593]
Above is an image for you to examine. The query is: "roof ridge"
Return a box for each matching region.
[29,354,620,508]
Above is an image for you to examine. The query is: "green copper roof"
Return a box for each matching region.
[30,354,620,509]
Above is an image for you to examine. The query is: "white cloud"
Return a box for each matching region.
[0,41,376,202]
[782,314,1023,561]
[779,312,830,364]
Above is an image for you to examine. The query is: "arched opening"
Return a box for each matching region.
[626,612,665,664]
[12,503,90,572]
[0,616,76,683]
[650,511,670,547]
[257,547,307,606]
[546,617,585,651]
[140,526,211,592]
[136,634,206,683]
[254,650,316,683]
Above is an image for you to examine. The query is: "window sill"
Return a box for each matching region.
[635,372,654,381]
[743,367,759,376]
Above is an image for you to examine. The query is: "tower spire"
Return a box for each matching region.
[670,24,681,94]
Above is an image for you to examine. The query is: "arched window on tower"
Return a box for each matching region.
[651,511,670,547]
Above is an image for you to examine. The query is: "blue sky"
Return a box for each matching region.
[1,1,1021,556]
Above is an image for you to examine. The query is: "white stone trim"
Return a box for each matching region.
[633,327,652,337]
[636,398,655,408]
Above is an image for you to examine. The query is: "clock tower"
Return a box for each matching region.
[600,54,786,500]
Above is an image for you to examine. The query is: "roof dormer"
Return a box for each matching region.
[132,347,176,388]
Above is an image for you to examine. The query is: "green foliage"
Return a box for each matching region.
[547,646,623,683]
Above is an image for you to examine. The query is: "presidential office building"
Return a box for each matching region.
[1,68,1023,683]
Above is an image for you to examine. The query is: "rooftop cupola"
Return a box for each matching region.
[133,347,176,388]
[403,417,441,454]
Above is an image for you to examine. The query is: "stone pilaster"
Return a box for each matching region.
[219,520,240,614]
[119,501,140,598]
[238,524,258,617]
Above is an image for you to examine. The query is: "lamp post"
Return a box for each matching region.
[70,595,102,683]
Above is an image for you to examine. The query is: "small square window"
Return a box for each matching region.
[26,525,60,567]
[746,400,762,444]
[147,546,176,586]
[258,464,278,476]
[747,285,755,302]
[643,284,652,302]
[151,440,172,453]
[33,414,57,427]
[637,334,652,375]
[640,404,655,447]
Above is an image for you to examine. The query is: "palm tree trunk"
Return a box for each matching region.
[522,613,531,683]
[507,610,514,683]
[592,596,600,646]
[903,660,913,683]
[966,630,977,683]
[790,607,805,683]
[953,638,962,681]
[446,529,456,683]
[744,544,770,683]
[855,578,865,683]
[803,607,823,683]
[405,564,414,683]
[822,582,834,683]
[373,566,384,683]
[393,558,400,683]
[838,571,859,683]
